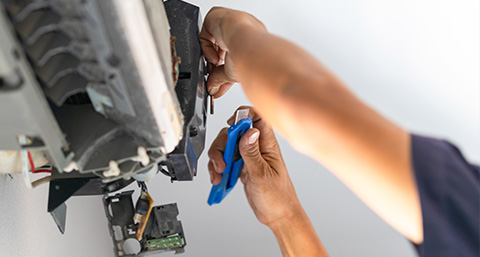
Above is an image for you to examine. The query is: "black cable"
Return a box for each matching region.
[137,181,148,192]
[158,163,171,177]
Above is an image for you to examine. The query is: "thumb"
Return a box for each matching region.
[239,128,267,178]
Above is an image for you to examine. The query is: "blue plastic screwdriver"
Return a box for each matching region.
[208,109,252,205]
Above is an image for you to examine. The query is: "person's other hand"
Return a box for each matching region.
[199,7,237,98]
[208,106,302,226]
[199,7,266,98]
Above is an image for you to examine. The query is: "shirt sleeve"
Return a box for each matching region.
[411,134,479,257]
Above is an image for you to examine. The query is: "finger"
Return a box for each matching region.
[213,82,234,98]
[239,128,269,178]
[207,65,235,95]
[228,106,280,154]
[201,7,232,50]
[199,27,220,65]
[207,65,236,95]
[217,48,227,66]
[227,115,235,125]
[209,161,222,185]
[207,127,229,174]
[200,40,220,65]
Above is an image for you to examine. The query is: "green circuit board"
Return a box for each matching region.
[145,235,185,250]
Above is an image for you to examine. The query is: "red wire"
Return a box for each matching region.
[27,151,34,171]
[33,169,52,173]
[27,151,51,173]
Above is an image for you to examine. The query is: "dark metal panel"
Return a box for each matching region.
[165,0,208,181]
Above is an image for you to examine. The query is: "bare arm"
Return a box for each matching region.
[270,209,328,257]
[201,8,423,243]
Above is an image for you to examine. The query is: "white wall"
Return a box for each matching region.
[1,0,478,257]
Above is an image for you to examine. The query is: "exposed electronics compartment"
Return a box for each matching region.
[104,190,186,256]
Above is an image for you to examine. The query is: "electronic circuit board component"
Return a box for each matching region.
[104,191,186,256]
[145,235,185,250]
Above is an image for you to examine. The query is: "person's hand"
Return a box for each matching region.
[199,7,266,98]
[200,7,237,98]
[208,106,302,226]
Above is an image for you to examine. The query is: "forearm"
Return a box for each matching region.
[269,208,328,257]
[217,11,423,243]
[220,12,411,188]
[221,12,347,149]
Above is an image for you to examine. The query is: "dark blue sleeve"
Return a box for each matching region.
[411,134,479,257]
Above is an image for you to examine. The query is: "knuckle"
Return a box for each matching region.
[244,145,261,157]
[207,147,217,158]
[220,127,229,134]
[207,151,214,159]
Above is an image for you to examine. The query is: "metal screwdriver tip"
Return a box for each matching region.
[210,95,214,115]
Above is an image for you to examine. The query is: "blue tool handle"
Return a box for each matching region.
[208,117,253,205]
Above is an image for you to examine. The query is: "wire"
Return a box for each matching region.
[33,169,52,173]
[31,176,51,188]
[26,150,51,188]
[36,165,53,170]
[27,151,35,172]
[157,163,171,177]
[158,168,171,177]
[27,150,51,173]
[138,181,148,192]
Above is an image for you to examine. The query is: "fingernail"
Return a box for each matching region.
[212,161,219,173]
[209,86,220,95]
[248,132,259,145]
